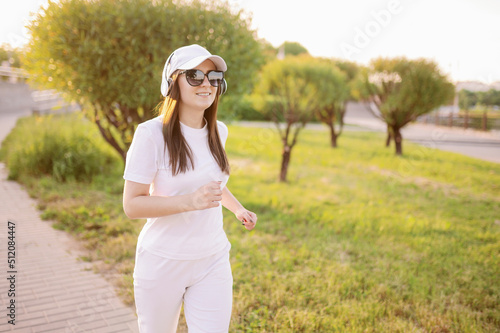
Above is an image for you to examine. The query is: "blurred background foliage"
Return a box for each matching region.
[4,0,471,162]
[0,43,22,67]
[24,0,267,160]
[0,113,119,182]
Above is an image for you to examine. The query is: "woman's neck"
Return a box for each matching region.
[178,107,205,129]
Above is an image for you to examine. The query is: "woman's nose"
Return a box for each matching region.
[200,75,211,87]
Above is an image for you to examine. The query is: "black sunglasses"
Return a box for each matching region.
[178,69,224,87]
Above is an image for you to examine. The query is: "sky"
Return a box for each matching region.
[1,0,499,84]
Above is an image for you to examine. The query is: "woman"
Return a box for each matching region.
[123,44,257,333]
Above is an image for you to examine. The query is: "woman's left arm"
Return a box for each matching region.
[221,186,257,230]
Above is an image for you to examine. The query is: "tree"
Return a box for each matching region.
[458,89,476,111]
[25,0,265,161]
[0,44,22,68]
[364,57,455,155]
[314,58,351,147]
[277,41,309,57]
[483,89,500,108]
[458,89,500,110]
[252,56,326,182]
[258,38,279,63]
[458,89,474,129]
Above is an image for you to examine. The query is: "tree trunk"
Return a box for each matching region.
[482,110,487,131]
[328,122,338,148]
[279,145,292,182]
[94,111,126,162]
[393,127,403,155]
[385,132,392,147]
[385,125,392,147]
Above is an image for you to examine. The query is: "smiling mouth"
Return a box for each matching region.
[196,92,211,96]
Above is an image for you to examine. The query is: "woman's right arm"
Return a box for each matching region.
[123,180,223,219]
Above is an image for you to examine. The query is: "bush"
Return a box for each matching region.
[0,113,120,182]
[219,94,273,121]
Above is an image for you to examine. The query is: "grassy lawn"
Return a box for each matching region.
[1,114,499,332]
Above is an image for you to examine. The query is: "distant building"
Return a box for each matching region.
[491,82,500,90]
[456,81,500,92]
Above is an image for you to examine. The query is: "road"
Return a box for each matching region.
[343,102,500,164]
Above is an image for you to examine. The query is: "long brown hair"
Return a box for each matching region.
[158,73,230,176]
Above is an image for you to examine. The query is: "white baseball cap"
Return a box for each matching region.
[160,44,227,97]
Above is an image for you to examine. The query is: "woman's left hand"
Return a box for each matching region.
[235,208,257,231]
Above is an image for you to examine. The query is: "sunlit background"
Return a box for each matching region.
[1,0,499,83]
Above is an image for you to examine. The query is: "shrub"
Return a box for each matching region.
[0,113,120,182]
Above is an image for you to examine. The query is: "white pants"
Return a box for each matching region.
[133,244,233,333]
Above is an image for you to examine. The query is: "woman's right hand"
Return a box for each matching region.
[191,181,223,210]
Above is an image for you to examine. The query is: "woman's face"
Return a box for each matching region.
[178,59,218,112]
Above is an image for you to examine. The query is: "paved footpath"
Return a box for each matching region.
[0,111,139,332]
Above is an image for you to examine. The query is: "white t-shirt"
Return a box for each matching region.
[123,115,230,260]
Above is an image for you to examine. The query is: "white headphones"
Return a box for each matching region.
[161,52,175,97]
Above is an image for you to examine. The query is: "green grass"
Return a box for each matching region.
[1,114,499,332]
[225,126,499,332]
